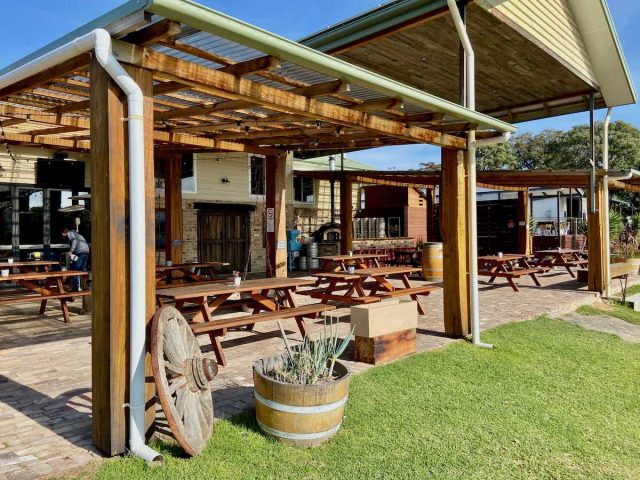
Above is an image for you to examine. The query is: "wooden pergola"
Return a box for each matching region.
[0,0,517,456]
[0,0,634,457]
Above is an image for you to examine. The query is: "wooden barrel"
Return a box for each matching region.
[253,357,350,447]
[421,242,443,281]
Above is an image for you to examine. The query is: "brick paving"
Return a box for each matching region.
[0,270,607,478]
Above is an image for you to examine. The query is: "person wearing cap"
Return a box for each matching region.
[61,227,90,292]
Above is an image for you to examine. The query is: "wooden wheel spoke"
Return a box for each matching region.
[151,306,215,456]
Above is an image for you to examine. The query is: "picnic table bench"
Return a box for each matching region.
[353,266,440,315]
[477,254,544,292]
[532,249,587,278]
[156,277,331,366]
[301,272,382,305]
[314,254,383,272]
[155,261,230,286]
[0,270,90,322]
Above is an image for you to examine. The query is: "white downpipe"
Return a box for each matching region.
[448,0,501,349]
[603,108,613,298]
[0,29,162,464]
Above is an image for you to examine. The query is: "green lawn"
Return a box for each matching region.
[79,317,640,480]
[577,302,640,326]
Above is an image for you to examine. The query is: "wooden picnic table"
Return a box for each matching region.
[314,254,383,272]
[0,260,60,273]
[391,249,421,267]
[0,270,90,323]
[155,261,229,286]
[156,277,331,366]
[352,266,439,315]
[532,249,587,278]
[477,254,543,292]
[302,272,382,305]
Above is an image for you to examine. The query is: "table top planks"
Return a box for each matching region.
[156,261,229,272]
[314,254,384,261]
[352,266,421,276]
[156,277,316,300]
[0,270,88,282]
[478,254,529,262]
[0,260,60,268]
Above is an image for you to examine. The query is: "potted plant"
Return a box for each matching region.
[253,317,353,447]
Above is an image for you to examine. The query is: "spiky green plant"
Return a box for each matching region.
[267,315,353,385]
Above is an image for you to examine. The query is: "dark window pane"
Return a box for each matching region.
[156,210,166,250]
[250,156,265,196]
[0,186,11,246]
[19,188,43,245]
[294,177,314,203]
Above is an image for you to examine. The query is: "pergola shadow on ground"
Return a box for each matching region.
[0,271,608,479]
[0,0,634,466]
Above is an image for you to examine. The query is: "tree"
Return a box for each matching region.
[476,121,640,171]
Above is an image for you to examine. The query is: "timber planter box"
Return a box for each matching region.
[351,299,418,364]
[253,356,350,447]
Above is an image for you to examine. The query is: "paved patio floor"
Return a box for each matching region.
[0,270,603,479]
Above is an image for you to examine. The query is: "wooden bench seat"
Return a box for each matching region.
[478,268,541,278]
[190,303,336,336]
[0,290,90,305]
[306,292,381,304]
[377,285,441,298]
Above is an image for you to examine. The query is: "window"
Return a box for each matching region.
[154,155,196,193]
[294,177,314,203]
[0,186,11,247]
[18,188,43,245]
[250,156,266,196]
[155,210,166,250]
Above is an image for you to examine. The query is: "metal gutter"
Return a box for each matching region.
[300,0,447,53]
[0,0,152,76]
[146,0,515,134]
[599,0,637,102]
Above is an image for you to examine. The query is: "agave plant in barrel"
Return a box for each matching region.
[253,315,354,446]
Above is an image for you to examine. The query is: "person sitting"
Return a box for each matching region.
[61,227,90,292]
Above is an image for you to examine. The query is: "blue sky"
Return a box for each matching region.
[0,0,637,169]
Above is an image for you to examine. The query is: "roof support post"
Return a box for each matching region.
[441,148,470,336]
[587,180,606,293]
[517,190,530,255]
[340,175,354,255]
[164,154,183,264]
[266,152,288,278]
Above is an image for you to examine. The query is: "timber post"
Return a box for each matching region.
[517,190,530,255]
[340,176,354,254]
[587,181,606,293]
[90,61,156,455]
[164,154,183,264]
[440,148,470,336]
[266,152,288,277]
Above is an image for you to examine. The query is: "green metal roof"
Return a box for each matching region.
[293,155,373,172]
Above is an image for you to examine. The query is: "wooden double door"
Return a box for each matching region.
[198,208,251,273]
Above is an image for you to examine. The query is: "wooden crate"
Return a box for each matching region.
[354,329,416,364]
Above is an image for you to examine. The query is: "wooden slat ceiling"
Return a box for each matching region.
[335,3,603,124]
[0,15,497,156]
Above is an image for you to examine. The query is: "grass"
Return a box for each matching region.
[76,317,640,480]
[577,302,640,326]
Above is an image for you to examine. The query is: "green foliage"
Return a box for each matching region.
[267,316,353,385]
[609,209,625,244]
[83,317,640,480]
[477,120,640,172]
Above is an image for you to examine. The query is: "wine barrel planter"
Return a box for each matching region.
[253,357,350,447]
[421,242,444,281]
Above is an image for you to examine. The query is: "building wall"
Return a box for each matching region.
[478,0,597,87]
[0,146,89,186]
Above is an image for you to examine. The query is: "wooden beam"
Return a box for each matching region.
[0,54,91,100]
[22,125,84,136]
[164,155,183,263]
[340,175,354,254]
[89,58,129,456]
[425,188,436,242]
[266,153,288,277]
[219,55,279,76]
[440,148,470,337]
[113,41,466,149]
[152,130,281,155]
[121,19,181,46]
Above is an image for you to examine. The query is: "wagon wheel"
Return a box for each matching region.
[151,306,217,456]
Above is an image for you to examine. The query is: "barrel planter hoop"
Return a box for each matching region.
[422,242,444,281]
[253,357,350,447]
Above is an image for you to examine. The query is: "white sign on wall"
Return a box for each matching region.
[266,207,275,233]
